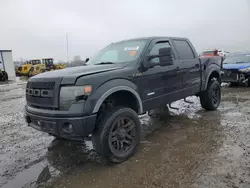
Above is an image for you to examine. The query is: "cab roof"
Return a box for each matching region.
[116,36,189,43]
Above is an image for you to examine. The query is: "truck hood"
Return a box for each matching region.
[223,62,250,70]
[29,64,126,84]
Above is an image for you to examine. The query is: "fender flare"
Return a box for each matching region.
[205,68,220,89]
[92,86,143,114]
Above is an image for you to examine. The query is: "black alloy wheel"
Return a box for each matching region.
[108,117,136,155]
[92,107,141,163]
[212,85,220,106]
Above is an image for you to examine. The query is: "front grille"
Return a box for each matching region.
[27,81,55,89]
[26,80,60,108]
[222,69,238,81]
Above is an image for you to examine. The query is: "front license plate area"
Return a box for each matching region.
[29,119,57,134]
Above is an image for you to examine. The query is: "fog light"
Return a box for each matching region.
[62,123,74,134]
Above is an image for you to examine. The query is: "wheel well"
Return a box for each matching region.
[208,71,221,83]
[97,90,139,116]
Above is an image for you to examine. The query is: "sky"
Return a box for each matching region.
[0,0,250,61]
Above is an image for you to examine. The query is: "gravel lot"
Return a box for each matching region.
[1,79,250,188]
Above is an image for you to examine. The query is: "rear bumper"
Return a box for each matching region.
[25,107,97,141]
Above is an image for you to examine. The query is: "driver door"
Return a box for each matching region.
[135,39,181,111]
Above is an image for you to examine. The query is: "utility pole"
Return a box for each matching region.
[66,32,70,63]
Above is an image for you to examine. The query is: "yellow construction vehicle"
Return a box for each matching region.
[21,59,41,76]
[55,63,67,70]
[0,68,8,81]
[29,63,46,76]
[15,66,22,76]
[29,58,56,77]
[42,58,55,71]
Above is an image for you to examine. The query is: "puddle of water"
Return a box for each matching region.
[3,162,46,188]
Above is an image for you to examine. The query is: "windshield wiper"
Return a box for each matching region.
[236,62,245,64]
[94,61,116,65]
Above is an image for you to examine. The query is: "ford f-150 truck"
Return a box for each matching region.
[25,37,222,163]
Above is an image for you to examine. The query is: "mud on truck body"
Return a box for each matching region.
[25,37,223,163]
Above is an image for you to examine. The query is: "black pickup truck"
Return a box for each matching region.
[25,37,222,163]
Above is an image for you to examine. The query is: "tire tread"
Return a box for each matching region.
[92,106,140,163]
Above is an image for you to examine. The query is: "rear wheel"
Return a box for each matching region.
[92,107,141,163]
[200,79,221,111]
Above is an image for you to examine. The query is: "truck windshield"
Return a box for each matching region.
[87,40,147,65]
[224,54,250,64]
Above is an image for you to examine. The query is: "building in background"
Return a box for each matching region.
[0,50,15,81]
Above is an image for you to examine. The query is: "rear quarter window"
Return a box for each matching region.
[173,40,195,60]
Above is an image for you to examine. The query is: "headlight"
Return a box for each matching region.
[60,85,92,110]
[239,67,250,73]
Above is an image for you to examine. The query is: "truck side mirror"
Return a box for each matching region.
[158,47,174,66]
[144,47,174,69]
[85,58,89,63]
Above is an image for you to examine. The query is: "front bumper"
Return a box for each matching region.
[221,70,250,83]
[25,106,97,141]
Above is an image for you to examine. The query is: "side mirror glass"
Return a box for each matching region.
[158,47,174,66]
[85,58,89,63]
[143,47,174,69]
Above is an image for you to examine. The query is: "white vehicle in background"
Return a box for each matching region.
[218,50,230,58]
[199,49,230,59]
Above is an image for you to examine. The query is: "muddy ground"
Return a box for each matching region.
[1,79,250,188]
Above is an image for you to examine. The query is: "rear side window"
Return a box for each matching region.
[173,40,195,60]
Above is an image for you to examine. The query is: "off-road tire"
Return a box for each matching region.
[92,107,141,163]
[200,80,221,111]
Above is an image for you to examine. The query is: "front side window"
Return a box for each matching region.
[149,41,171,63]
[173,40,195,60]
[87,40,147,65]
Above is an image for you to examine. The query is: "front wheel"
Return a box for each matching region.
[92,107,141,163]
[200,80,221,111]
